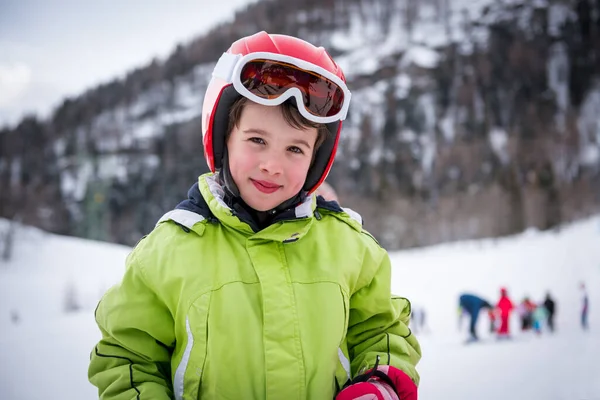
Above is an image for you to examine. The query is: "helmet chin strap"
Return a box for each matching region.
[220,148,308,214]
[220,149,241,198]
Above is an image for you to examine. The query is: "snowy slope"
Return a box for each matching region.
[0,216,599,399]
[391,218,600,400]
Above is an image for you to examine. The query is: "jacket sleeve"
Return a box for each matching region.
[346,249,421,386]
[88,244,175,400]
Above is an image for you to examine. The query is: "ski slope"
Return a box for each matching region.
[0,216,598,400]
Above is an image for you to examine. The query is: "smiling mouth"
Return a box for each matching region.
[251,179,281,194]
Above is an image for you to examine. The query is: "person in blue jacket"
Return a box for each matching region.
[459,293,493,342]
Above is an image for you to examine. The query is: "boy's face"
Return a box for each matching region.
[226,102,318,211]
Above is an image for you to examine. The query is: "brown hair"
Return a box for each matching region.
[227,97,329,157]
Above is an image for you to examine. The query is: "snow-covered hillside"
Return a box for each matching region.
[0,215,598,399]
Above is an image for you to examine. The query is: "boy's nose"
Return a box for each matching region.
[259,155,283,175]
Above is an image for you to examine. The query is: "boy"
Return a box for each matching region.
[89,31,421,400]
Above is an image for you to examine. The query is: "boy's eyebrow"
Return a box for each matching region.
[291,138,312,149]
[243,128,271,136]
[243,128,312,149]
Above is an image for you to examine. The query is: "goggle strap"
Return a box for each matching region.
[212,52,241,82]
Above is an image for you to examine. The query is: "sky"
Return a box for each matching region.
[0,0,258,127]
[0,214,599,399]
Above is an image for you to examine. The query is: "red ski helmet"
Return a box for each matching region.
[201,31,350,194]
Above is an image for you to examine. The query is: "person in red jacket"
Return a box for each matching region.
[496,287,514,338]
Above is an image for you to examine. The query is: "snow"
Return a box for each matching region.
[420,133,437,176]
[96,155,129,183]
[350,82,389,141]
[581,146,600,167]
[548,3,574,37]
[411,21,449,50]
[547,42,570,133]
[399,128,417,143]
[1,217,599,400]
[0,223,131,400]
[395,74,412,99]
[329,11,371,52]
[400,46,440,70]
[577,86,600,167]
[336,48,382,77]
[439,109,455,143]
[60,161,93,202]
[489,127,510,165]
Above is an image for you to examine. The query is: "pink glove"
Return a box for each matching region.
[336,363,417,400]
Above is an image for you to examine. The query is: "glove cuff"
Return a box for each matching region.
[341,356,399,395]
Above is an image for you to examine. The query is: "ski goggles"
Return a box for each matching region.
[212,51,351,124]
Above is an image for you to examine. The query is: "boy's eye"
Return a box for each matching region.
[249,137,265,145]
[288,146,304,154]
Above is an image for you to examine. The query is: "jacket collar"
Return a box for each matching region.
[183,173,317,241]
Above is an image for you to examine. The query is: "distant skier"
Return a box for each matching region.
[517,297,536,331]
[458,293,493,342]
[10,309,19,325]
[543,292,556,332]
[581,283,589,330]
[496,287,514,338]
[411,306,428,334]
[532,304,548,335]
[488,308,498,333]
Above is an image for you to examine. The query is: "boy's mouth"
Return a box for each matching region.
[251,179,282,194]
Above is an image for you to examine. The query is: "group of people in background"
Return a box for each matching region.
[516,294,555,334]
[458,283,590,343]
